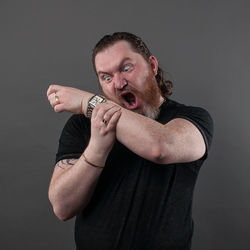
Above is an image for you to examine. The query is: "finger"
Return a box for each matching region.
[54,103,65,113]
[90,103,116,120]
[107,110,122,130]
[91,105,100,120]
[95,103,117,121]
[50,98,59,107]
[103,106,121,121]
[48,92,58,102]
[47,84,63,97]
[48,93,61,108]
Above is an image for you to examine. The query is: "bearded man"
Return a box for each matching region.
[47,32,213,250]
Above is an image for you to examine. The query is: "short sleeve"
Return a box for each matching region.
[175,106,214,159]
[55,114,91,164]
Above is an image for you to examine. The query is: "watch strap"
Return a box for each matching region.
[87,95,106,118]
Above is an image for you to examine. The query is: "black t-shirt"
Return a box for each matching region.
[55,98,213,250]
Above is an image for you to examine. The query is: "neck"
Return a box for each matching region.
[159,95,165,107]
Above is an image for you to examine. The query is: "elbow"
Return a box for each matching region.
[48,192,74,221]
[52,205,74,221]
[150,141,166,164]
[151,149,166,164]
[150,138,174,164]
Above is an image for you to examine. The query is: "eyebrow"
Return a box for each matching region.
[97,57,132,76]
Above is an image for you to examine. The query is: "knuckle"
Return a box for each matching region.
[61,87,65,94]
[50,84,55,90]
[103,114,110,120]
[47,86,52,96]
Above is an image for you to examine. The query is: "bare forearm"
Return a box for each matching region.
[69,90,164,160]
[47,85,165,161]
[49,147,107,221]
[48,88,122,220]
[116,107,165,162]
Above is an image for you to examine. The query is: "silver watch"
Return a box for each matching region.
[87,95,106,118]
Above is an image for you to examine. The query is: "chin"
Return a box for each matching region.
[144,106,160,120]
[135,105,160,120]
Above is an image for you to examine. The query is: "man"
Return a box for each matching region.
[47,32,213,250]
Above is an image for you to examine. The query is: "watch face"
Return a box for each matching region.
[88,95,106,118]
[90,96,104,106]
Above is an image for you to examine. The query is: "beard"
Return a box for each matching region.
[136,73,162,119]
[102,72,163,120]
[119,73,163,119]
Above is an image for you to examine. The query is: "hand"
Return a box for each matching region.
[87,103,122,156]
[47,84,90,114]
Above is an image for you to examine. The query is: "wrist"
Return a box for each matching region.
[81,92,94,116]
[83,144,109,168]
[82,154,104,169]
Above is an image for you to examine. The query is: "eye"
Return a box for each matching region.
[123,64,132,72]
[102,75,112,82]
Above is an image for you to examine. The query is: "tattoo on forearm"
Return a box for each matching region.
[56,158,76,169]
[63,159,75,165]
[56,162,65,169]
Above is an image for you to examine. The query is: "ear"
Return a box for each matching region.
[149,56,158,76]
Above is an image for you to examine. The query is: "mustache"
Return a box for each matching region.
[116,85,140,96]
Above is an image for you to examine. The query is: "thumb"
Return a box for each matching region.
[54,103,65,113]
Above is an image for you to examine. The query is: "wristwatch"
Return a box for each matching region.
[87,95,106,118]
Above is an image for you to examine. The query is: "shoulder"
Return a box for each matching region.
[175,102,213,127]
[159,99,213,127]
[162,98,213,125]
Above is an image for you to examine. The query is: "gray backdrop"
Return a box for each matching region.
[1,0,249,249]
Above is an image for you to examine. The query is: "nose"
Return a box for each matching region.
[113,73,127,90]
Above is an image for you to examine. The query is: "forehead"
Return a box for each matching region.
[95,40,145,72]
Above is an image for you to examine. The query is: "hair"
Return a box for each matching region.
[92,32,173,98]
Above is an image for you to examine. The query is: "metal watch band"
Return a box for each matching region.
[87,95,106,118]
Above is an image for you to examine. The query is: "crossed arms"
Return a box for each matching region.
[47,85,206,220]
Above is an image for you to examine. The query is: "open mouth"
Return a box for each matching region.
[120,91,138,109]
